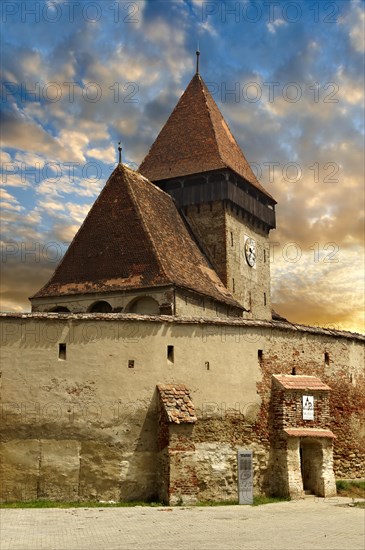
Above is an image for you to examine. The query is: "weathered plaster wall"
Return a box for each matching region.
[174,289,241,319]
[0,315,363,503]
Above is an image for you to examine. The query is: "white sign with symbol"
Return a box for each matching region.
[303,395,314,420]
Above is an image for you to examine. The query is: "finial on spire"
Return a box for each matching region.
[118,141,122,164]
[196,42,200,74]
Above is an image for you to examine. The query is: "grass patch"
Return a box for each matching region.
[336,480,365,498]
[194,500,238,506]
[0,500,164,509]
[352,501,365,509]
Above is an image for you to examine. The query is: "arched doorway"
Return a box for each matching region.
[88,301,113,313]
[300,439,324,495]
[126,297,160,315]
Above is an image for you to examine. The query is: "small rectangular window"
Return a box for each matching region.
[324,352,330,365]
[59,343,66,360]
[167,345,174,363]
[128,360,135,368]
[258,350,263,361]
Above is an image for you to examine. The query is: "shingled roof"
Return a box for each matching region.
[139,73,274,201]
[284,428,336,438]
[157,384,197,424]
[273,375,331,391]
[31,164,242,309]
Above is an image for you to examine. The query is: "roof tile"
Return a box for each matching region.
[284,428,336,438]
[273,375,331,391]
[157,384,197,424]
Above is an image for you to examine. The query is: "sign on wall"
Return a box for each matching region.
[237,450,253,504]
[303,395,314,420]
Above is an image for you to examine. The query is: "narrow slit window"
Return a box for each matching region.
[232,278,235,292]
[258,350,263,361]
[264,292,267,306]
[59,343,66,360]
[264,249,266,263]
[167,345,174,363]
[230,232,234,246]
[324,352,330,365]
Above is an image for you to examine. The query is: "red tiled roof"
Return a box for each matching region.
[273,375,331,391]
[139,73,275,201]
[31,164,241,309]
[284,428,336,438]
[157,384,197,424]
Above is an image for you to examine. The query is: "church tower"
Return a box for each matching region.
[139,57,276,320]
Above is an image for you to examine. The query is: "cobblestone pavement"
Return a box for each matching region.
[0,497,364,550]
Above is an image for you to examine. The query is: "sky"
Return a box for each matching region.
[0,0,364,333]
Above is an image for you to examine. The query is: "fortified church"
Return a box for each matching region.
[1,58,364,504]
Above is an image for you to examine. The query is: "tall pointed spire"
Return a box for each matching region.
[139,72,275,200]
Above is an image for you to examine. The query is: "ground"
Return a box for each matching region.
[1,497,364,550]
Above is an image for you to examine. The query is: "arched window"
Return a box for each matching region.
[88,301,113,313]
[49,306,70,313]
[126,297,160,315]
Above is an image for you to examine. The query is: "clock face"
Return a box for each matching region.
[245,237,256,267]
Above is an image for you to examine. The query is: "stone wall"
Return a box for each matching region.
[0,314,363,502]
[185,201,227,285]
[185,201,272,320]
[225,207,271,320]
[256,329,365,480]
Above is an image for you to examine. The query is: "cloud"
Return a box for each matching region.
[336,66,364,105]
[271,246,365,333]
[1,110,83,162]
[342,0,365,53]
[0,189,25,216]
[1,0,363,333]
[87,145,116,164]
[267,18,287,35]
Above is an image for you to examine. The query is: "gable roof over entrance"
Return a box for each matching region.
[273,375,331,391]
[139,73,275,202]
[31,164,242,310]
